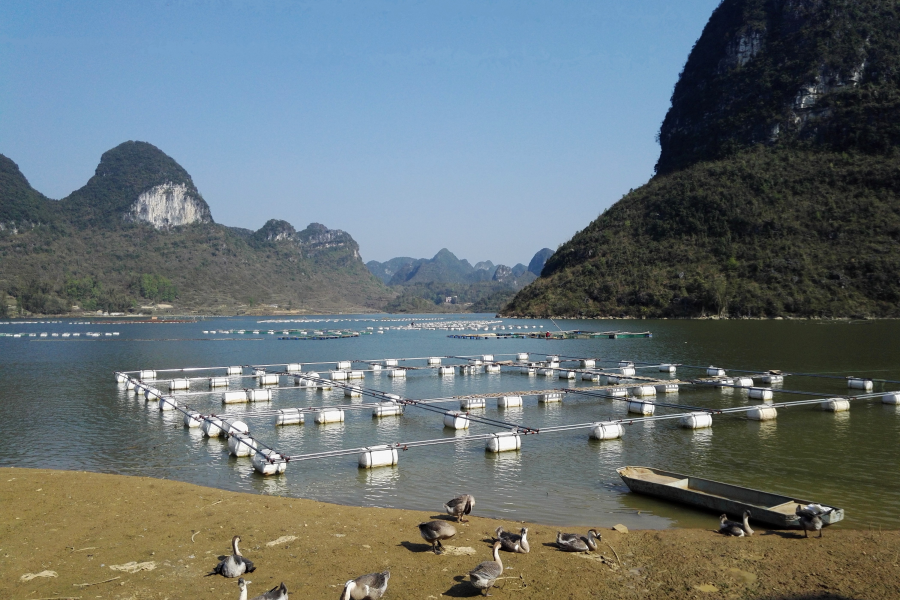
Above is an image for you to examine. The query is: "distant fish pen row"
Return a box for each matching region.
[2,331,121,338]
[114,352,900,476]
[447,330,652,340]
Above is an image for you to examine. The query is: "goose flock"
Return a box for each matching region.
[204,491,822,599]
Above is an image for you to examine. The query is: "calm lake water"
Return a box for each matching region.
[1,314,898,530]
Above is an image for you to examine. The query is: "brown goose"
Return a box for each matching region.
[556,529,599,552]
[469,540,503,596]
[796,505,824,538]
[339,571,390,600]
[237,578,288,600]
[444,494,475,523]
[418,520,457,554]
[495,526,529,553]
[209,535,256,577]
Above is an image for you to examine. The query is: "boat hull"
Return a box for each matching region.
[617,466,844,528]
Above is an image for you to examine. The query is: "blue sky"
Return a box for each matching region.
[1,0,719,266]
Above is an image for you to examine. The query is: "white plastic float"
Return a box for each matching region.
[655,383,679,394]
[498,395,523,408]
[438,366,455,376]
[252,449,287,475]
[707,366,726,377]
[619,366,636,376]
[460,398,486,410]
[559,371,576,379]
[582,372,601,382]
[201,416,226,437]
[158,396,179,411]
[314,408,344,424]
[659,364,676,373]
[248,389,272,402]
[388,369,406,378]
[539,392,562,404]
[276,408,304,425]
[680,412,713,429]
[348,370,365,379]
[258,374,279,386]
[748,388,774,400]
[226,366,242,375]
[486,431,521,453]
[443,411,470,429]
[580,359,596,368]
[183,411,202,428]
[882,393,900,405]
[734,377,754,387]
[848,377,873,390]
[115,372,128,383]
[228,433,257,457]
[384,359,399,367]
[358,445,399,468]
[540,369,555,377]
[373,401,403,417]
[336,361,352,370]
[427,357,442,365]
[630,385,656,397]
[605,388,627,398]
[482,354,494,362]
[516,353,529,361]
[169,378,190,391]
[209,377,229,388]
[140,370,157,381]
[344,386,363,398]
[627,400,655,415]
[748,406,778,421]
[759,373,783,384]
[590,421,624,440]
[822,398,850,412]
[330,370,349,380]
[223,390,249,404]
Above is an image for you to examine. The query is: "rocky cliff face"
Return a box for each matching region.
[656,0,900,174]
[123,182,212,229]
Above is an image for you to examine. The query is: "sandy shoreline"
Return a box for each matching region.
[1,468,897,600]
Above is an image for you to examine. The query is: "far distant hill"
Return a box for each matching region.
[366,248,550,312]
[0,141,391,316]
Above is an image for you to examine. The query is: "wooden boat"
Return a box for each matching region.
[616,466,844,528]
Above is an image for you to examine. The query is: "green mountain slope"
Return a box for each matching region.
[503,0,900,319]
[0,143,392,315]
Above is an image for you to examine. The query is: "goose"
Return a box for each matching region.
[719,514,745,537]
[444,494,475,523]
[495,526,530,553]
[556,529,599,552]
[237,578,288,600]
[469,541,503,596]
[796,505,824,538]
[339,571,390,600]
[210,535,256,577]
[418,521,457,554]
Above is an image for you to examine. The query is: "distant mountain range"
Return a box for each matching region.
[366,248,552,312]
[0,141,391,315]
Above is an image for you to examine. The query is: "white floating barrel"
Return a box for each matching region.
[748,406,778,421]
[759,374,783,384]
[336,360,352,370]
[384,359,399,367]
[482,354,494,362]
[848,377,873,390]
[627,400,655,415]
[115,372,128,383]
[276,408,304,425]
[460,398,486,410]
[226,366,242,375]
[209,376,229,388]
[169,378,190,391]
[619,367,636,376]
[158,396,179,411]
[248,389,272,402]
[680,412,713,429]
[734,377,754,387]
[630,385,656,397]
[140,370,157,381]
[486,432,521,453]
[498,395,523,408]
[252,449,287,475]
[748,387,774,400]
[228,433,257,457]
[659,364,676,373]
[822,398,851,412]
[284,363,301,372]
[201,416,226,437]
[539,392,562,404]
[580,359,596,368]
[439,366,455,376]
[259,374,279,386]
[605,387,627,398]
[590,421,624,440]
[559,370,576,379]
[330,370,349,380]
[348,370,365,379]
[314,408,345,424]
[344,386,362,398]
[540,369,555,377]
[655,383,679,394]
[222,391,249,405]
[388,369,406,378]
[358,445,399,468]
[882,393,900,405]
[516,353,529,361]
[427,357,442,365]
[713,378,735,387]
[183,410,202,428]
[485,364,501,374]
[373,401,403,417]
[144,387,163,401]
[582,372,601,382]
[707,366,726,377]
[443,411,470,429]
[547,355,560,362]
[520,367,536,376]
[547,361,560,368]
[607,375,621,384]
[468,359,483,366]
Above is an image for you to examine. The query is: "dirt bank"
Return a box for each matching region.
[1,468,897,600]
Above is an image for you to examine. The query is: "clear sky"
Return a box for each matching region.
[1,0,719,267]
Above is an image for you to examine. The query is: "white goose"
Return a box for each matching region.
[339,571,390,600]
[237,578,287,600]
